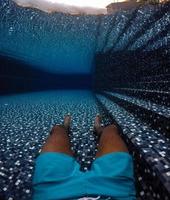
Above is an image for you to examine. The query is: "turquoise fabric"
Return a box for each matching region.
[33,152,136,200]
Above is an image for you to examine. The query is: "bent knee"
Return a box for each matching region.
[103,124,119,134]
[50,125,66,134]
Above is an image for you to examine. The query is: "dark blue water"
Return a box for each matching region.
[0,0,170,200]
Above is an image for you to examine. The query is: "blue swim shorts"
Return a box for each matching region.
[33,152,136,200]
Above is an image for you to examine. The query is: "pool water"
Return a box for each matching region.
[0,0,170,199]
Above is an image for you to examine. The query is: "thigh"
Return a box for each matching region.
[41,125,74,156]
[96,125,128,158]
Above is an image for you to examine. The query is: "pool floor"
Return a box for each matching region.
[0,90,170,200]
[0,90,101,200]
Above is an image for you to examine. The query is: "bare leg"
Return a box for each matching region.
[41,115,74,157]
[94,115,128,158]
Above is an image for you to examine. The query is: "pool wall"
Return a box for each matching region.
[94,2,170,199]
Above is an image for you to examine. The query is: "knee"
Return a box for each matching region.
[103,124,118,134]
[50,125,66,135]
[101,124,121,140]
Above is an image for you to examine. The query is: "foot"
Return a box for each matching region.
[93,114,104,136]
[63,114,71,132]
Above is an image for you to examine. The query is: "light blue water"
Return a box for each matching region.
[1,1,169,75]
[0,0,98,74]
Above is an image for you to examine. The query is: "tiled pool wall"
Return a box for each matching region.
[94,2,170,199]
